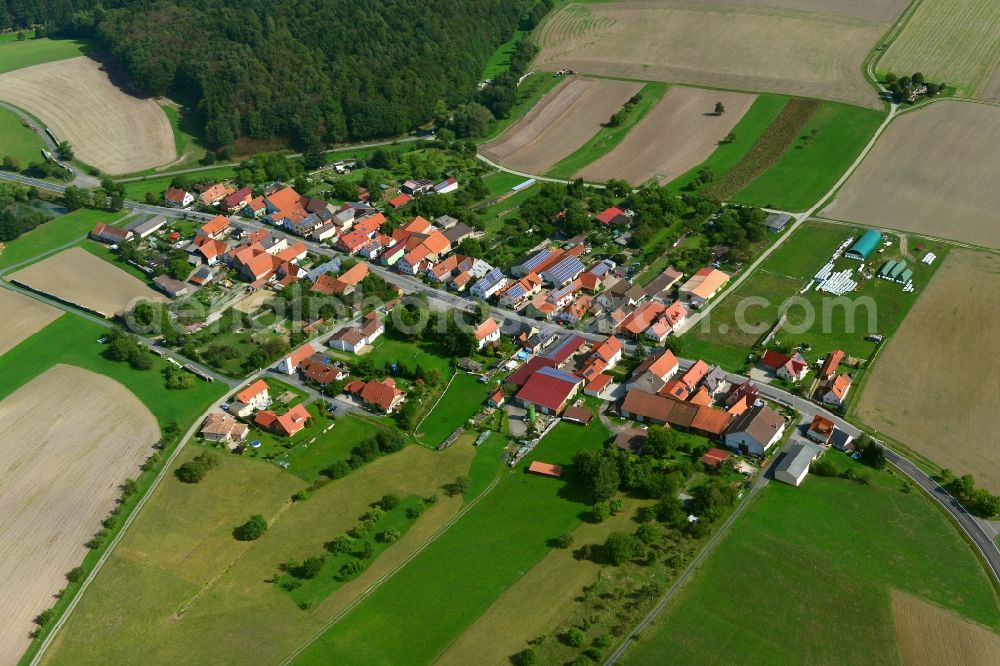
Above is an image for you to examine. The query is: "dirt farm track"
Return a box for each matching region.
[532,1,906,110]
[856,249,1000,492]
[0,57,176,175]
[9,247,166,318]
[578,86,756,185]
[822,102,1000,250]
[480,76,642,174]
[0,365,159,663]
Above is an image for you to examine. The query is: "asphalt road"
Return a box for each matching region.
[0,101,100,188]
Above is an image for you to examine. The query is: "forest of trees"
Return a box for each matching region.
[0,182,51,242]
[0,0,538,150]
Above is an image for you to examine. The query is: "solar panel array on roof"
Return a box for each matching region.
[535,365,581,385]
[543,256,585,286]
[473,267,505,291]
[544,334,585,364]
[306,258,343,283]
[520,249,550,272]
[587,262,611,277]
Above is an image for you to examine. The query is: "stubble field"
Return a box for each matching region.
[856,249,1000,491]
[0,57,176,174]
[0,364,159,662]
[533,1,899,110]
[480,76,642,174]
[892,591,1000,666]
[879,0,1000,100]
[578,86,756,185]
[0,288,60,355]
[822,102,1000,249]
[9,247,165,318]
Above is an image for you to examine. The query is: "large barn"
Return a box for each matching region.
[845,229,883,261]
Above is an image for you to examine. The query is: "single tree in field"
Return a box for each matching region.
[714,101,725,115]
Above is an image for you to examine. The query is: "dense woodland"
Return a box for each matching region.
[0,182,51,241]
[0,0,539,149]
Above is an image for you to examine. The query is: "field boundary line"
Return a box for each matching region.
[414,370,459,438]
[603,485,768,665]
[278,463,506,665]
[27,381,245,666]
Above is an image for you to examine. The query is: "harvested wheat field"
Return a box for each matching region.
[533,1,900,109]
[578,86,755,184]
[0,57,175,174]
[0,364,158,662]
[0,288,60,355]
[823,102,1000,249]
[856,250,1000,490]
[891,590,1000,666]
[480,76,642,174]
[878,0,1000,100]
[10,247,165,318]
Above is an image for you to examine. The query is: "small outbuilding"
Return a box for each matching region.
[527,461,563,478]
[774,442,823,487]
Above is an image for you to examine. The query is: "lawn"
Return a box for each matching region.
[665,94,788,194]
[482,29,528,79]
[0,314,225,430]
[78,237,154,282]
[0,207,118,273]
[732,101,885,212]
[415,372,491,447]
[242,405,384,484]
[0,104,45,165]
[546,81,669,180]
[363,334,455,379]
[121,165,239,201]
[623,455,1000,664]
[0,37,94,74]
[292,416,611,665]
[0,30,35,44]
[482,170,529,197]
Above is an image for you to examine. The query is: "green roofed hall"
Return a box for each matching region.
[878,260,896,277]
[845,229,882,260]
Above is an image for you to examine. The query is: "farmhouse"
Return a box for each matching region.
[474,318,500,350]
[516,366,583,415]
[198,215,232,240]
[807,414,835,444]
[845,229,883,260]
[222,187,252,213]
[164,187,193,208]
[344,378,406,413]
[254,403,311,437]
[678,268,730,308]
[276,343,316,375]
[819,349,845,380]
[199,183,235,206]
[823,374,853,406]
[300,354,349,386]
[152,274,189,298]
[774,442,823,487]
[626,349,679,393]
[200,413,248,447]
[311,262,368,295]
[471,268,510,300]
[761,350,809,382]
[620,388,731,436]
[327,311,384,353]
[499,272,543,308]
[723,404,785,456]
[89,223,131,245]
[229,379,270,417]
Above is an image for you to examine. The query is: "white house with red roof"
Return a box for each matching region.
[474,318,500,350]
[761,350,809,382]
[229,379,270,417]
[590,336,623,369]
[822,374,853,406]
[277,343,318,375]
